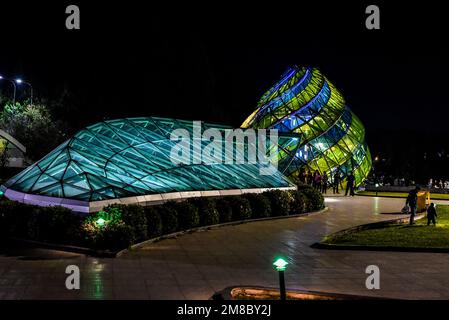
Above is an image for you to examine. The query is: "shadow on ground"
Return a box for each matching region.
[0,239,83,260]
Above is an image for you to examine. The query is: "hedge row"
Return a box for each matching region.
[0,185,324,251]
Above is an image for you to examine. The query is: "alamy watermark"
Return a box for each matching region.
[365,5,380,30]
[65,265,80,290]
[66,5,80,30]
[365,265,380,289]
[169,121,279,176]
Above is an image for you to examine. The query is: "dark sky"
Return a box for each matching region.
[0,1,448,157]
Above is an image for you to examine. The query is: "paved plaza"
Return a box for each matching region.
[1,196,449,299]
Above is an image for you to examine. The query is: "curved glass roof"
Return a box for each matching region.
[3,117,293,201]
[242,66,372,186]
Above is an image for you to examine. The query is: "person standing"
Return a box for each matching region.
[333,170,340,194]
[406,186,419,225]
[322,172,328,194]
[427,203,437,226]
[313,171,322,191]
[345,171,356,196]
[305,170,312,186]
[299,168,307,184]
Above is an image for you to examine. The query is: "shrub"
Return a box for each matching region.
[189,198,219,226]
[0,200,83,244]
[297,185,324,211]
[215,198,233,223]
[227,196,252,221]
[34,205,83,243]
[144,206,163,238]
[81,208,125,249]
[174,201,200,230]
[242,193,271,218]
[98,222,135,250]
[159,202,179,234]
[103,204,148,242]
[263,190,291,216]
[289,190,307,215]
[0,200,31,237]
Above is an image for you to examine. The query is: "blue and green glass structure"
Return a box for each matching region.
[1,66,371,212]
[1,117,293,212]
[242,65,372,186]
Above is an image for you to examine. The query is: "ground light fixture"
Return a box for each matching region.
[96,218,106,227]
[273,257,288,300]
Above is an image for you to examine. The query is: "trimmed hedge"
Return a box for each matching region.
[174,201,200,230]
[189,198,220,226]
[215,198,233,223]
[0,185,324,251]
[0,200,83,244]
[103,204,148,242]
[144,206,163,238]
[227,196,252,221]
[159,202,179,234]
[263,190,291,216]
[297,184,325,211]
[242,193,271,218]
[289,190,306,215]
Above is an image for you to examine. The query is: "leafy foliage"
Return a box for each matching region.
[0,101,67,162]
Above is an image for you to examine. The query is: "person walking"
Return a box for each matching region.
[345,171,356,196]
[333,170,340,194]
[427,203,437,226]
[406,186,420,225]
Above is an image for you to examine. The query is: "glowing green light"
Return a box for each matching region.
[96,218,106,226]
[0,190,4,197]
[273,258,288,271]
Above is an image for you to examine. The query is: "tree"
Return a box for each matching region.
[0,100,68,162]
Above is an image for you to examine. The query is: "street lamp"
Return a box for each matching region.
[273,257,288,300]
[0,75,17,104]
[15,78,33,105]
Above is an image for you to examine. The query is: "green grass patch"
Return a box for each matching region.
[357,191,449,200]
[323,205,449,248]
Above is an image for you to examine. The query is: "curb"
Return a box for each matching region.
[311,213,443,253]
[7,237,118,258]
[213,286,396,300]
[311,242,449,253]
[356,193,449,201]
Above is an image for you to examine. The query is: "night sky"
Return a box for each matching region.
[1,2,448,170]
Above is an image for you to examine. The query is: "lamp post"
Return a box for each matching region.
[16,79,33,105]
[0,75,17,104]
[273,257,288,300]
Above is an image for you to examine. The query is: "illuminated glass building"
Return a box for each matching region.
[1,66,371,212]
[242,66,372,186]
[1,117,293,212]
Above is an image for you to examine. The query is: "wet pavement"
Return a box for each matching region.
[1,196,449,300]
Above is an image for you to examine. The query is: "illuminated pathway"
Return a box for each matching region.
[2,196,449,299]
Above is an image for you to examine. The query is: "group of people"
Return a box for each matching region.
[428,178,449,190]
[368,174,415,188]
[297,169,357,196]
[405,186,438,226]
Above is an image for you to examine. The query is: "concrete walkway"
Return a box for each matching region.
[1,196,449,299]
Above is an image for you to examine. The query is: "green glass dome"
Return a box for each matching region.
[242,66,372,186]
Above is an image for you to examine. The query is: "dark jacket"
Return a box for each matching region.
[427,206,437,218]
[406,190,418,207]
